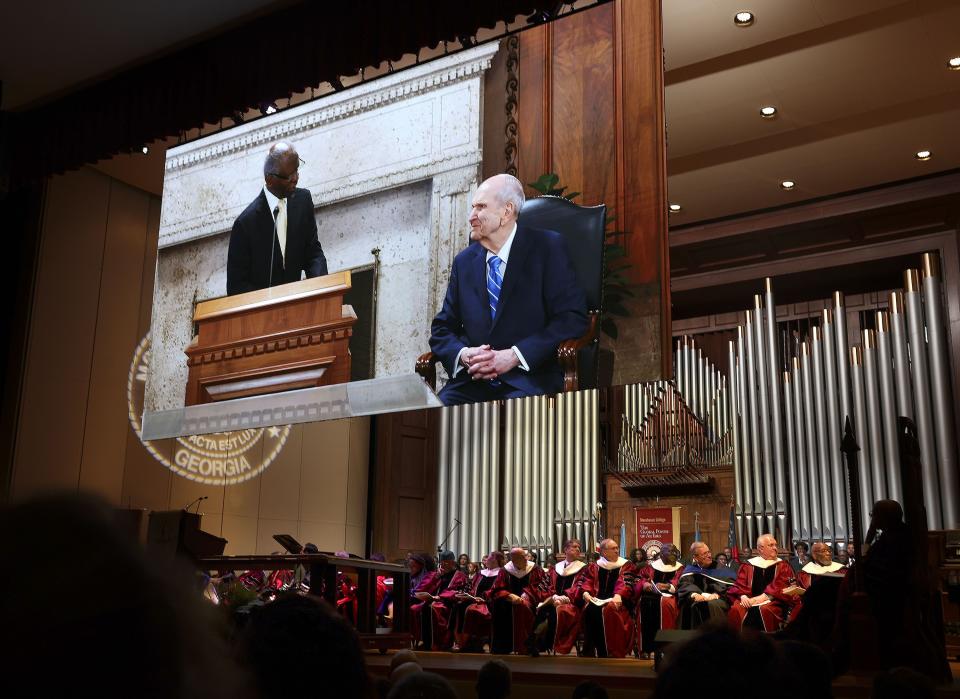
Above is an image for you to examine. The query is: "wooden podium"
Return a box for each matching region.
[185,272,356,406]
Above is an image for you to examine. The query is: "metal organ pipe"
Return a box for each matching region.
[764,279,788,541]
[861,329,887,502]
[753,296,775,534]
[850,347,873,537]
[782,370,800,543]
[792,357,812,542]
[800,343,823,539]
[738,324,756,544]
[810,326,834,541]
[821,308,847,541]
[922,252,959,529]
[903,270,942,530]
[875,312,902,503]
[745,313,764,536]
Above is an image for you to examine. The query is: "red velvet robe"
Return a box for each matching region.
[727,556,796,632]
[411,567,468,650]
[455,568,500,650]
[335,571,358,624]
[489,562,547,654]
[635,560,683,653]
[534,559,588,655]
[580,558,639,658]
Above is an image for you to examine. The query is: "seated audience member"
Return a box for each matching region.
[490,547,547,654]
[677,541,735,629]
[629,546,648,569]
[636,544,683,657]
[653,625,831,699]
[387,671,457,699]
[459,553,471,574]
[572,680,609,699]
[411,550,468,651]
[844,542,856,568]
[528,538,587,656]
[240,593,370,699]
[722,546,740,572]
[476,658,512,699]
[789,541,810,574]
[580,538,639,658]
[389,648,421,674]
[455,551,504,652]
[0,494,247,699]
[781,541,845,650]
[728,534,797,632]
[467,561,480,582]
[715,552,730,568]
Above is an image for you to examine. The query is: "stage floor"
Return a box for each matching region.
[367,651,960,699]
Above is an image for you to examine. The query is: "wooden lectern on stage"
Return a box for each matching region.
[184,272,356,406]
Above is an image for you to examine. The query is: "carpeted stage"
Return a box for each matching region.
[366,652,960,699]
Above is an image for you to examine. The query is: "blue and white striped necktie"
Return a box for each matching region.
[487,255,503,320]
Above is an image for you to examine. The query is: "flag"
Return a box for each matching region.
[728,503,739,562]
[619,521,627,559]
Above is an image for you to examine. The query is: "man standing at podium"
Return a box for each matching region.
[227,141,328,295]
[429,174,588,405]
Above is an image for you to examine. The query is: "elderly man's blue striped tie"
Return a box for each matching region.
[487,255,503,320]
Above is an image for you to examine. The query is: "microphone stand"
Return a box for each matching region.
[437,518,461,555]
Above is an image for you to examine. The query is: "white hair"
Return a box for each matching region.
[495,174,525,217]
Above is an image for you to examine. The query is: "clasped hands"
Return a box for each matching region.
[692,592,719,603]
[461,344,519,381]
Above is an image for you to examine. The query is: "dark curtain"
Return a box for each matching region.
[6,0,553,183]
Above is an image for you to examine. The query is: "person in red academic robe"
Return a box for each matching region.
[410,550,468,651]
[527,538,587,656]
[489,547,547,654]
[781,541,845,650]
[454,550,504,652]
[727,534,797,632]
[580,538,639,658]
[635,544,683,657]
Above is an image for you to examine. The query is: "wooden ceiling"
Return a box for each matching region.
[663,0,960,226]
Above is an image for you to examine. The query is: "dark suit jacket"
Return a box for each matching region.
[429,224,588,396]
[226,187,328,295]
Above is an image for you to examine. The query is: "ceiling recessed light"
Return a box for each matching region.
[779,180,796,190]
[760,105,777,118]
[915,149,932,161]
[734,11,755,26]
[669,203,682,213]
[141,146,149,155]
[949,56,960,70]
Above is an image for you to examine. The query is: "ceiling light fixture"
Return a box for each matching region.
[669,203,682,213]
[915,149,932,161]
[779,180,796,190]
[760,105,777,118]
[141,146,149,155]
[949,56,960,70]
[734,11,755,27]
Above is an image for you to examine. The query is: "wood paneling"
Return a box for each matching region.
[370,408,439,560]
[13,169,110,497]
[604,468,738,556]
[514,1,670,386]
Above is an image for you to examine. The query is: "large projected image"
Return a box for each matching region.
[143,43,533,438]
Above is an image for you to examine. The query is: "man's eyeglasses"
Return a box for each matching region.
[268,156,306,181]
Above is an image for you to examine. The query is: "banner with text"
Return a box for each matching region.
[636,507,681,558]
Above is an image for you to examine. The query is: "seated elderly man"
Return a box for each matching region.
[410,550,469,651]
[781,541,845,649]
[727,534,796,632]
[580,538,639,658]
[635,544,683,658]
[527,538,587,656]
[677,542,735,629]
[428,174,588,406]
